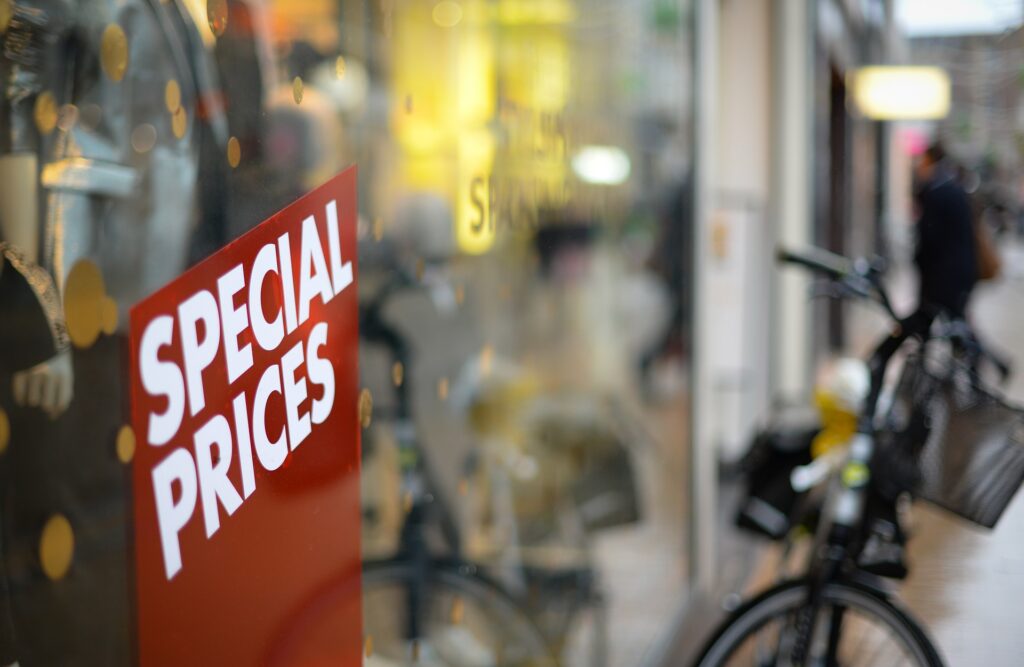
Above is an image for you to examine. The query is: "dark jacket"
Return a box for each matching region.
[914,170,977,314]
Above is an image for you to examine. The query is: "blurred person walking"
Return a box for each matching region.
[912,141,977,325]
[866,143,983,392]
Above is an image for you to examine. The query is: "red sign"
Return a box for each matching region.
[129,168,362,665]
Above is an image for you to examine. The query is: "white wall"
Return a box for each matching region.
[771,0,814,402]
[704,0,816,461]
[715,0,773,195]
[691,0,816,592]
[707,0,775,461]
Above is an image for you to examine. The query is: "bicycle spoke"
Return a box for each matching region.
[849,617,880,666]
[888,648,911,667]
[752,617,782,667]
[840,611,870,664]
[848,615,905,666]
[854,611,884,664]
[886,624,912,665]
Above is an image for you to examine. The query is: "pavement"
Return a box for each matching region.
[899,242,1024,666]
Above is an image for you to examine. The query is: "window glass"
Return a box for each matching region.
[0,0,695,663]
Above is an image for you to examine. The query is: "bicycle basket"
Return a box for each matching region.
[888,356,1024,528]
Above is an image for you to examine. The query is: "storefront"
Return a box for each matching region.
[0,0,699,664]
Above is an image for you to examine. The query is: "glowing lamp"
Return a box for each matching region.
[850,66,951,120]
[571,145,630,185]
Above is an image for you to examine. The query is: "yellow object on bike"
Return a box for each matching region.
[811,389,858,459]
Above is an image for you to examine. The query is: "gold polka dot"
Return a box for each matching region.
[207,0,228,36]
[402,491,413,514]
[455,284,465,305]
[116,425,135,463]
[164,79,181,112]
[0,408,9,455]
[335,56,346,78]
[39,514,74,581]
[131,124,157,153]
[432,0,464,28]
[292,76,304,105]
[364,634,374,658]
[100,297,118,335]
[34,92,58,135]
[372,218,384,242]
[56,104,79,132]
[0,0,11,34]
[171,106,187,139]
[450,596,464,625]
[391,362,404,387]
[64,260,109,349]
[100,24,128,82]
[437,377,449,400]
[358,389,373,428]
[227,136,241,168]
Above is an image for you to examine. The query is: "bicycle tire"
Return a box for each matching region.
[692,579,944,667]
[362,559,558,666]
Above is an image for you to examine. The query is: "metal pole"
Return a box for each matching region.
[689,0,719,594]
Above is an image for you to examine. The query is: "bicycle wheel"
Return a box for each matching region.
[692,579,944,667]
[363,560,557,666]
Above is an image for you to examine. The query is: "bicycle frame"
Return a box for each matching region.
[778,322,988,664]
[694,247,969,667]
[776,247,920,665]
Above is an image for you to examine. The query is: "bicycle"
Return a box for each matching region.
[693,246,1024,667]
[358,258,608,666]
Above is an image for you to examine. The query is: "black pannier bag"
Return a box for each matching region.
[734,407,819,540]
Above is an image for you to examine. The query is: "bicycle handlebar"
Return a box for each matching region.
[778,245,906,429]
[778,246,898,322]
[777,246,853,281]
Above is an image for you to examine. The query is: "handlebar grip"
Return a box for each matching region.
[777,246,853,280]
